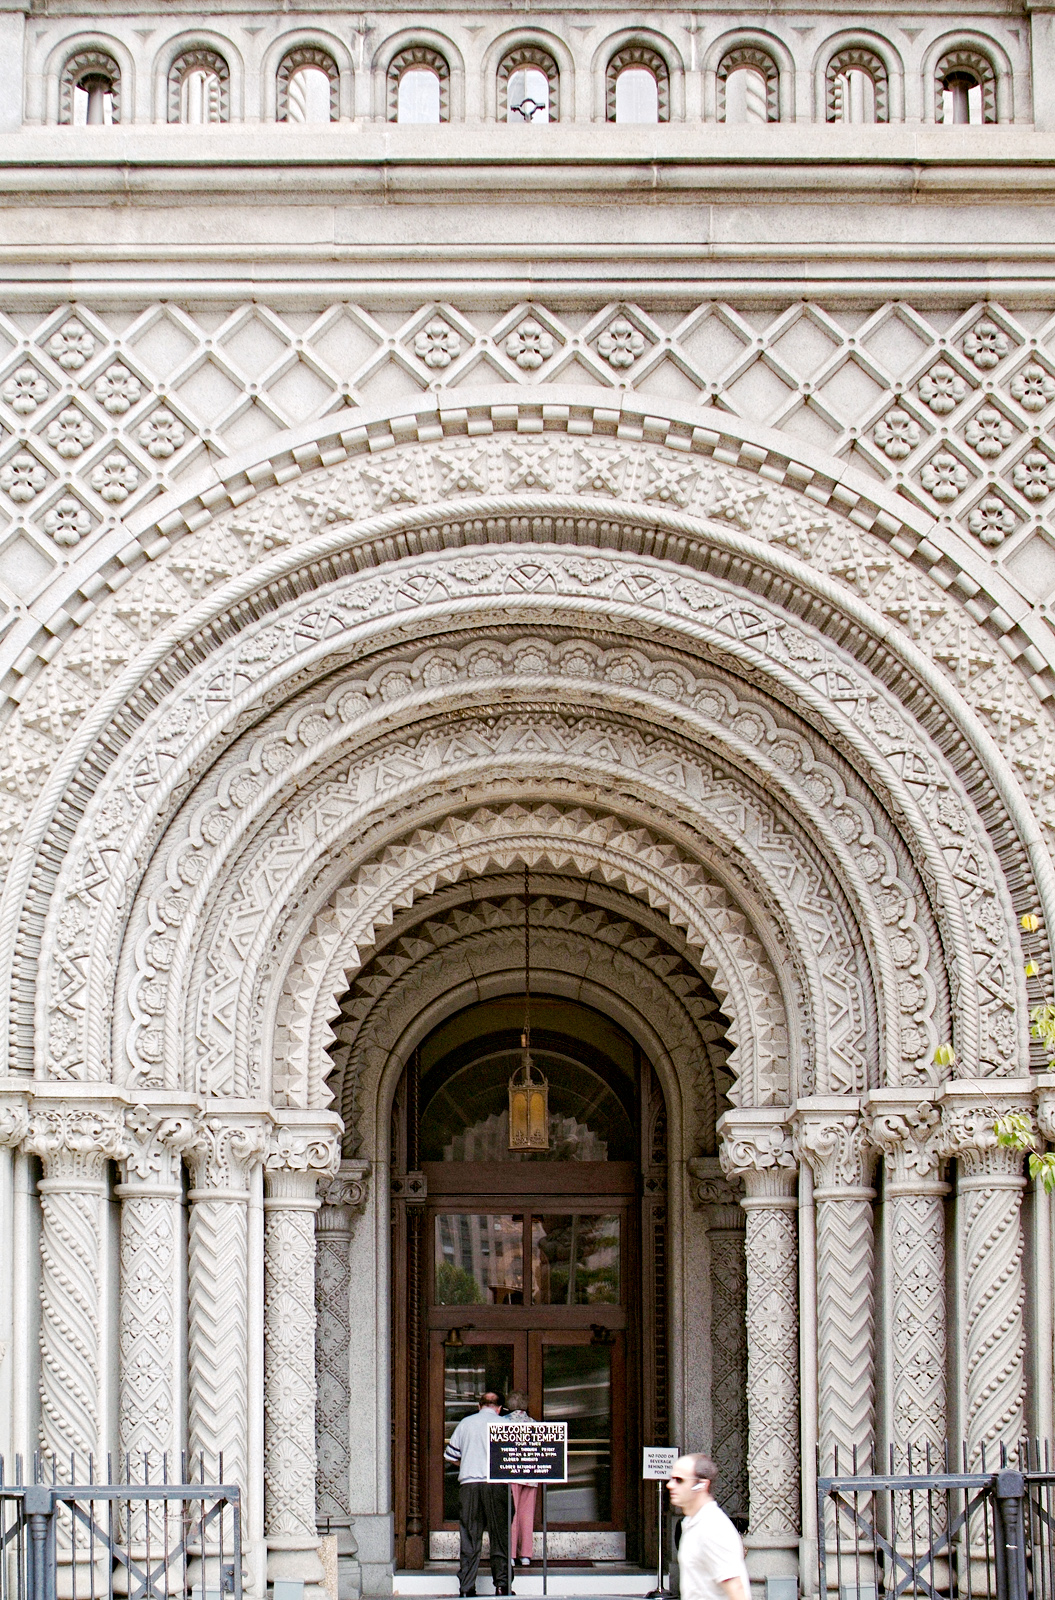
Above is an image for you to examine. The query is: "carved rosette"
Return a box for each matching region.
[316,1163,370,1529]
[941,1096,1030,1457]
[116,1106,194,1470]
[263,1125,340,1559]
[27,1106,126,1476]
[185,1117,268,1490]
[795,1108,876,1472]
[718,1117,800,1539]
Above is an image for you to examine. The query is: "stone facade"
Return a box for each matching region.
[0,0,1054,1594]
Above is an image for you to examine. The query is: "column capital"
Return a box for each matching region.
[317,1160,370,1234]
[0,1091,29,1149]
[717,1111,797,1204]
[1035,1084,1055,1143]
[117,1103,195,1190]
[27,1103,126,1186]
[863,1093,948,1194]
[184,1113,269,1195]
[939,1081,1033,1183]
[793,1101,875,1198]
[687,1157,744,1227]
[265,1118,341,1205]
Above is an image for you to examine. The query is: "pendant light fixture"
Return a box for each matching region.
[508,865,549,1151]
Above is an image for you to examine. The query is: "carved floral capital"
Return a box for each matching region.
[0,1098,29,1149]
[265,1124,341,1177]
[940,1101,1031,1182]
[688,1158,744,1225]
[1036,1086,1055,1143]
[183,1116,268,1193]
[119,1104,195,1184]
[717,1115,797,1201]
[864,1099,946,1189]
[27,1104,127,1183]
[794,1108,875,1195]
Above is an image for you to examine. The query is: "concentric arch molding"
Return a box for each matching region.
[0,390,1050,1075]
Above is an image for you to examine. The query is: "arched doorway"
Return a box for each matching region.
[391,995,671,1570]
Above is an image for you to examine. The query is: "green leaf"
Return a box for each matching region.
[1029,1152,1055,1195]
[995,1112,1035,1150]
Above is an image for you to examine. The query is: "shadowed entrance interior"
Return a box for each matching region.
[391,996,671,1569]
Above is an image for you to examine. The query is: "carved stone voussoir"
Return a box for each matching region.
[794,1105,875,1197]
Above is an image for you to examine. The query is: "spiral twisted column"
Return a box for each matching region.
[865,1096,949,1462]
[718,1112,800,1562]
[795,1103,876,1474]
[940,1085,1032,1460]
[316,1164,370,1545]
[264,1120,340,1599]
[185,1115,268,1489]
[27,1104,125,1478]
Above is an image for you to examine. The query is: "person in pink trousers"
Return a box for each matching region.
[504,1392,539,1566]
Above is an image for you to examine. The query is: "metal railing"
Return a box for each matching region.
[818,1445,1055,1600]
[0,1458,240,1600]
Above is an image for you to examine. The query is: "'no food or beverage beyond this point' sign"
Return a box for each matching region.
[488,1421,569,1482]
[642,1447,680,1480]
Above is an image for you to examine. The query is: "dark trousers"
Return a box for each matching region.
[458,1481,509,1595]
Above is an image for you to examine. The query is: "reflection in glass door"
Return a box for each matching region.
[437,1336,521,1522]
[542,1344,612,1521]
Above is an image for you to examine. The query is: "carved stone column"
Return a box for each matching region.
[865,1096,948,1461]
[185,1115,268,1488]
[940,1084,1032,1458]
[689,1158,747,1521]
[264,1121,340,1598]
[117,1106,193,1471]
[794,1103,876,1472]
[718,1113,800,1559]
[27,1104,125,1476]
[316,1163,370,1559]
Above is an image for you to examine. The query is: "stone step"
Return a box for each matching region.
[393,1571,661,1597]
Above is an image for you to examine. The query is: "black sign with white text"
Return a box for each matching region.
[487,1421,569,1482]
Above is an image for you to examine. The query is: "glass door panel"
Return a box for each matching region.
[432,1332,526,1525]
[529,1331,624,1528]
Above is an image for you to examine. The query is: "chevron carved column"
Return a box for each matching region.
[186,1116,268,1487]
[940,1084,1031,1460]
[795,1104,876,1473]
[865,1097,948,1461]
[27,1104,125,1477]
[117,1107,194,1472]
[263,1121,340,1599]
[717,1112,800,1557]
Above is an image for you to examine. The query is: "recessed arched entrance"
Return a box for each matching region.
[390,994,674,1571]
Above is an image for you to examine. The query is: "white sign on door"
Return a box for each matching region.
[642,1447,680,1480]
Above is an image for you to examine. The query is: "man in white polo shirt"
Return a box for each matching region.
[667,1454,750,1600]
[444,1391,511,1598]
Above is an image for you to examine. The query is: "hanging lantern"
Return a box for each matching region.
[509,866,550,1152]
[508,1049,549,1151]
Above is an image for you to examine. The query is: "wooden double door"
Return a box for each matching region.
[427,1168,633,1543]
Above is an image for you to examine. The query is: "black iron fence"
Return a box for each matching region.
[818,1445,1055,1600]
[0,1459,240,1600]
